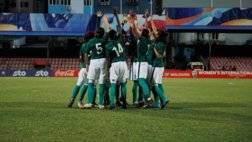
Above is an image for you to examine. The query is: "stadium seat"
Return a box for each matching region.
[210,57,252,71]
[0,57,80,70]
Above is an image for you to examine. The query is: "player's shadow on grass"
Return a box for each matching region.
[123,102,250,123]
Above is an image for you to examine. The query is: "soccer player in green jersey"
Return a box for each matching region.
[135,28,153,106]
[105,30,129,109]
[67,33,94,108]
[146,40,161,108]
[152,30,169,109]
[84,28,107,109]
[126,30,143,106]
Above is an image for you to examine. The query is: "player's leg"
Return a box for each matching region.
[84,61,96,108]
[79,83,88,103]
[78,68,88,108]
[108,63,117,109]
[147,65,160,108]
[103,81,110,106]
[120,82,127,109]
[149,66,160,108]
[137,83,145,107]
[131,62,138,105]
[138,62,152,105]
[93,84,97,106]
[119,62,129,109]
[67,68,85,108]
[151,85,160,108]
[98,58,106,109]
[115,82,121,107]
[153,67,168,109]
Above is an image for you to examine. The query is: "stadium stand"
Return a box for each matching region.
[0,58,79,70]
[210,57,252,72]
[1,57,252,72]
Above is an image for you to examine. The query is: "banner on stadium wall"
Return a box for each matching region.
[99,14,166,32]
[163,70,193,78]
[165,8,252,32]
[1,8,251,36]
[0,13,92,36]
[196,71,252,79]
[0,69,53,77]
[54,69,79,77]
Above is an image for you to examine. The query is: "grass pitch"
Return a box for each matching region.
[0,78,252,142]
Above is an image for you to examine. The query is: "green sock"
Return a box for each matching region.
[71,85,80,98]
[87,83,95,104]
[155,84,167,104]
[159,84,164,93]
[138,78,150,101]
[120,83,127,99]
[132,81,138,103]
[109,83,116,107]
[152,85,160,107]
[79,84,88,102]
[99,84,105,105]
[159,84,168,102]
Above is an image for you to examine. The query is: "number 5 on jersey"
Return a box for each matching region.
[96,43,103,54]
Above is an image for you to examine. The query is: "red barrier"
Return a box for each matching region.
[54,69,79,77]
[196,71,252,79]
[163,70,193,78]
[52,69,252,79]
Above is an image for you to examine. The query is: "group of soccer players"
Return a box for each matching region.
[67,15,169,110]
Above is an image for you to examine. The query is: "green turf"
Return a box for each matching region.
[0,78,251,142]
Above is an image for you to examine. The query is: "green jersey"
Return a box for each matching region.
[105,40,126,63]
[79,43,87,68]
[85,37,106,59]
[146,41,155,65]
[153,42,166,67]
[137,37,151,62]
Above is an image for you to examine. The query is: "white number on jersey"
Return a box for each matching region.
[95,43,103,54]
[112,43,124,57]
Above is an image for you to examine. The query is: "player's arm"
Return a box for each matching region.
[105,42,112,68]
[132,21,141,38]
[84,42,91,71]
[154,43,165,58]
[150,16,158,39]
[102,15,112,31]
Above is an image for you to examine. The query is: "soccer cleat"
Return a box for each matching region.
[143,104,153,108]
[67,97,75,108]
[161,100,169,109]
[98,105,105,109]
[77,101,84,109]
[84,103,93,109]
[137,101,144,108]
[147,97,153,104]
